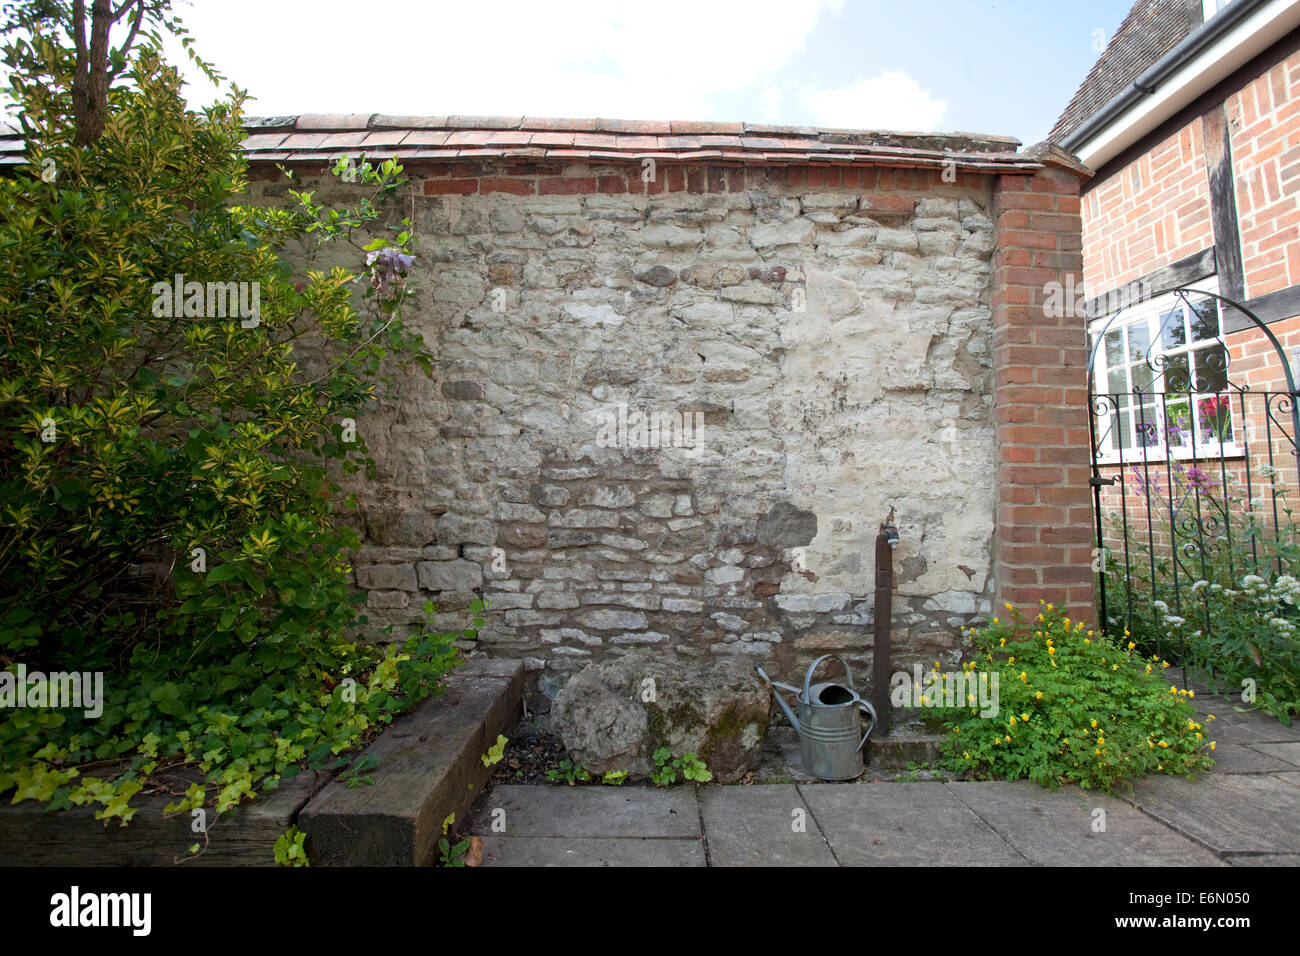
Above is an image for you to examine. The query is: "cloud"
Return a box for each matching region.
[163,0,846,119]
[798,72,948,131]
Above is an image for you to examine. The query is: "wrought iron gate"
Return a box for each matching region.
[1087,287,1300,668]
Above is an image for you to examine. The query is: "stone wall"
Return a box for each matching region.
[249,149,1090,700]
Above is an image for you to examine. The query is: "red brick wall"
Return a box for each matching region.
[419,161,985,197]
[1227,48,1300,297]
[1082,120,1213,295]
[992,161,1095,622]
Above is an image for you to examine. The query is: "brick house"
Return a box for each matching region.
[1052,0,1300,575]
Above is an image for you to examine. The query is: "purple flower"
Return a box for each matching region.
[1185,467,1219,492]
[366,247,415,298]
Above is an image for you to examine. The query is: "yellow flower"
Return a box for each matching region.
[1050,660,1057,668]
[963,751,971,759]
[993,737,1000,746]
[1009,716,1017,725]
[1158,740,1169,748]
[1095,748,1101,755]
[1004,603,1013,612]
[1083,638,1091,645]
[1208,715,1216,721]
[1035,691,1043,699]
[993,617,999,624]
[1188,690,1194,698]
[1090,719,1098,728]
[999,638,1006,648]
[1008,656,1015,664]
[1004,735,1011,743]
[1019,671,1027,682]
[1048,647,1055,656]
[1021,713,1030,721]
[1170,686,1177,694]
[1112,664,1118,671]
[1127,642,1135,650]
[1148,740,1154,749]
[1210,741,1216,750]
[1196,732,1203,739]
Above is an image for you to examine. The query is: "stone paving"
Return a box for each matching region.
[468,681,1300,866]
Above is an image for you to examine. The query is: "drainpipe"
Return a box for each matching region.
[1061,0,1270,154]
[872,509,899,738]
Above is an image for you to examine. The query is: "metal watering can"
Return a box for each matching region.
[756,655,877,780]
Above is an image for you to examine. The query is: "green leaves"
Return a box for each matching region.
[481,734,508,767]
[273,825,309,867]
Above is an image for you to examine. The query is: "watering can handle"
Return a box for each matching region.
[857,700,878,752]
[803,654,854,700]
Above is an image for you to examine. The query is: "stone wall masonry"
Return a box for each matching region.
[251,154,1090,700]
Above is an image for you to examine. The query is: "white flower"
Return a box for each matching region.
[1153,600,1170,614]
[1261,465,1279,482]
[1191,579,1209,593]
[1163,615,1186,627]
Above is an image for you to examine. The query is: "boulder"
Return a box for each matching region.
[550,656,769,783]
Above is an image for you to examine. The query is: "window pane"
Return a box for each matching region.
[1159,307,1186,349]
[1189,297,1219,342]
[1105,329,1124,368]
[1164,353,1190,392]
[1192,344,1228,393]
[1116,402,1133,451]
[1130,362,1153,393]
[1108,367,1128,394]
[1128,323,1151,364]
[1164,400,1190,448]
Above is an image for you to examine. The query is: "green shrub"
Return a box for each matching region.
[925,602,1214,793]
[0,2,468,828]
[1104,463,1300,721]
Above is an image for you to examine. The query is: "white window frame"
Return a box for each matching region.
[1089,276,1240,465]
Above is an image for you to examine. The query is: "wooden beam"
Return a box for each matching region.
[1201,104,1245,302]
[1084,247,1217,319]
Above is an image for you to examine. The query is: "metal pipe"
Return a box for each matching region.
[872,509,895,738]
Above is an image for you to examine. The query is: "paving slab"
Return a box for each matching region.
[1225,853,1300,866]
[1127,772,1300,855]
[698,785,836,867]
[468,784,700,838]
[477,836,705,867]
[1204,743,1298,774]
[1253,743,1300,768]
[799,781,1027,866]
[945,781,1224,866]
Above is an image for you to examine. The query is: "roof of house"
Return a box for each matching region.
[0,114,1048,174]
[1050,0,1203,144]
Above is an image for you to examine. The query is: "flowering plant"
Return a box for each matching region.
[1198,392,1232,443]
[928,603,1214,792]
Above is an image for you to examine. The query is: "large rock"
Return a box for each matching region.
[551,656,769,783]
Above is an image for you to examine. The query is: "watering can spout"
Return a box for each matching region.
[754,666,800,735]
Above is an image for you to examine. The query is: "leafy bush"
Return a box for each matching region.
[649,748,712,785]
[1104,463,1300,721]
[925,602,1214,793]
[0,3,468,829]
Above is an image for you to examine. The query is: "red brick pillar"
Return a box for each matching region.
[990,145,1095,622]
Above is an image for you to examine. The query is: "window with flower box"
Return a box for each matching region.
[1089,278,1237,464]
